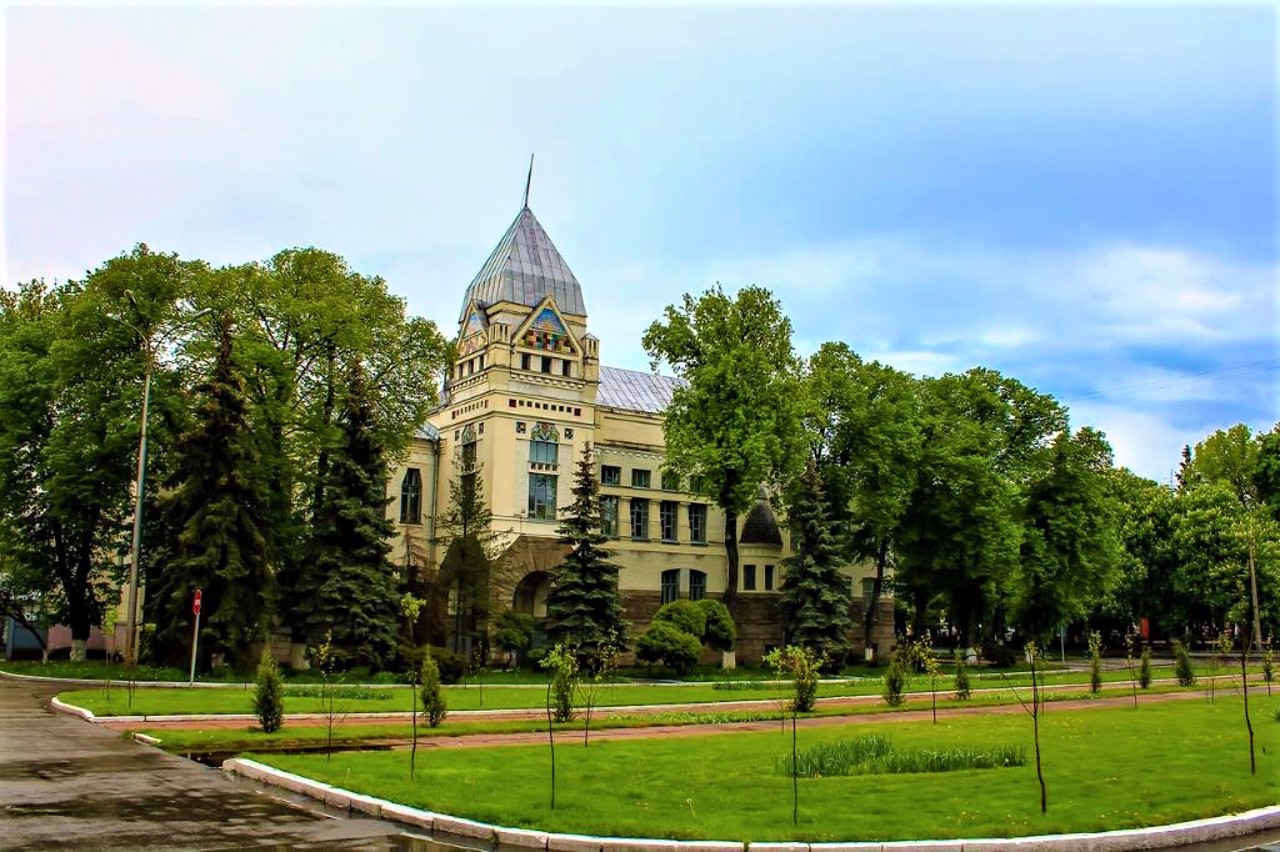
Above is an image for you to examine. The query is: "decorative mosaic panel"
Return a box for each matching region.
[523,306,573,353]
[515,421,527,435]
[464,308,486,338]
[459,334,484,356]
[531,421,559,443]
[461,423,476,444]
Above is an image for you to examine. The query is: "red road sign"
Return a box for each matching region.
[193,589,202,615]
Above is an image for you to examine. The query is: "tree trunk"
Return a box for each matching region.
[723,507,739,608]
[862,539,888,661]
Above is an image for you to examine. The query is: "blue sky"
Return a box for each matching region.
[5,3,1276,483]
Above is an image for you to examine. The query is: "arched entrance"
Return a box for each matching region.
[513,571,553,619]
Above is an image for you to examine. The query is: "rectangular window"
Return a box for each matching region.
[689,504,707,544]
[689,570,707,601]
[399,468,422,524]
[541,356,552,374]
[521,353,531,371]
[601,465,621,486]
[743,564,757,591]
[561,359,572,377]
[631,469,651,489]
[600,495,619,538]
[660,501,678,542]
[630,498,649,539]
[661,569,680,605]
[530,438,558,466]
[764,564,775,591]
[528,474,557,520]
[861,578,877,600]
[661,470,681,491]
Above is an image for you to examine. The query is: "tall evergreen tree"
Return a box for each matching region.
[151,317,274,669]
[779,459,852,667]
[545,443,626,672]
[437,433,497,655]
[294,361,399,669]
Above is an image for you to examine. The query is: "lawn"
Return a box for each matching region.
[254,695,1279,842]
[56,663,1250,717]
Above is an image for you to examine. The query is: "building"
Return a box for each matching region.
[387,203,893,664]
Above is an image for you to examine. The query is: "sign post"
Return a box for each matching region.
[189,589,202,686]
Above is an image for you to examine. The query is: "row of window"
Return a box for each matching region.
[743,563,776,592]
[660,568,707,604]
[600,465,681,491]
[519,352,574,377]
[453,354,486,380]
[599,496,708,543]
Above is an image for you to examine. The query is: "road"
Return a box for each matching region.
[0,676,426,850]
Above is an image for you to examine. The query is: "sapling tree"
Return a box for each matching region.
[1173,639,1196,686]
[1262,636,1273,696]
[102,607,118,699]
[1007,640,1047,814]
[421,653,446,727]
[953,650,971,700]
[1139,643,1153,689]
[1124,633,1138,708]
[1240,627,1256,775]
[253,650,284,734]
[541,643,579,810]
[312,630,341,760]
[1209,630,1232,703]
[764,645,821,826]
[577,632,619,746]
[400,593,423,778]
[1087,630,1103,696]
[882,648,908,707]
[909,634,942,723]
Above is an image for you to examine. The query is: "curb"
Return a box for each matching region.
[222,757,1280,851]
[50,695,95,721]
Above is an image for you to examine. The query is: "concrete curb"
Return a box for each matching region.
[50,695,95,721]
[132,732,162,746]
[222,757,1280,851]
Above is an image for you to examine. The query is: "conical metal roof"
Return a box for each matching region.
[459,206,585,322]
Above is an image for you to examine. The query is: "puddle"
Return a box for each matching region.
[182,743,393,768]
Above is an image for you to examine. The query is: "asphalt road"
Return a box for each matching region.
[0,677,431,850]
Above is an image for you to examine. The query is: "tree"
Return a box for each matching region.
[635,621,702,674]
[1010,428,1121,641]
[642,285,804,607]
[493,609,535,669]
[545,443,626,672]
[780,459,853,667]
[150,316,275,670]
[293,362,400,669]
[801,344,923,659]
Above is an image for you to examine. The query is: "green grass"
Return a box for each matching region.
[254,696,1278,842]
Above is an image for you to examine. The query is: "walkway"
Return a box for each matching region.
[0,677,421,850]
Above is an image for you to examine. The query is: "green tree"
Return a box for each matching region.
[780,459,853,667]
[294,362,400,668]
[150,316,275,670]
[545,443,626,672]
[642,285,803,606]
[801,344,923,659]
[635,621,702,674]
[253,650,285,733]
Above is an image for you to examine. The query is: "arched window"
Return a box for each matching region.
[400,468,422,524]
[688,570,707,601]
[660,569,680,605]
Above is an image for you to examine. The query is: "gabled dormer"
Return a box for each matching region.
[509,296,584,380]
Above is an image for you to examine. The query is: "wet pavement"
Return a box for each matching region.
[0,677,429,850]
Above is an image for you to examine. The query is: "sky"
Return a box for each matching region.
[5,2,1277,483]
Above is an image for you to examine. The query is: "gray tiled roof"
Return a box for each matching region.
[459,206,586,322]
[597,366,685,414]
[740,500,783,545]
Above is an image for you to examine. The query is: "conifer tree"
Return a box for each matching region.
[151,316,274,669]
[295,361,400,669]
[545,443,626,673]
[780,459,852,667]
[438,434,497,656]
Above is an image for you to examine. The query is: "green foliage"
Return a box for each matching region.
[653,600,706,638]
[1172,639,1196,686]
[777,734,1026,777]
[635,621,702,675]
[780,459,853,667]
[882,653,908,707]
[253,651,285,733]
[420,654,447,727]
[151,316,275,671]
[642,285,804,601]
[953,651,971,700]
[694,599,737,652]
[1088,631,1103,695]
[1140,644,1153,689]
[1262,641,1273,683]
[427,646,467,684]
[494,609,536,667]
[765,645,822,713]
[294,363,400,669]
[541,644,579,723]
[546,443,626,672]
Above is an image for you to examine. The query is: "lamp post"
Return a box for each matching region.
[117,293,211,664]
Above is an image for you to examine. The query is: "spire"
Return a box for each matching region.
[459,205,585,322]
[521,153,534,210]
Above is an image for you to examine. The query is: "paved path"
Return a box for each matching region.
[0,677,422,850]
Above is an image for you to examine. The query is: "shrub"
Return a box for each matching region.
[776,734,1026,777]
[540,644,579,723]
[1139,644,1152,689]
[420,655,447,727]
[1172,639,1195,686]
[883,654,907,707]
[636,621,702,674]
[494,609,536,668]
[653,600,707,639]
[765,645,821,712]
[983,643,1017,669]
[428,646,467,684]
[1088,630,1103,695]
[694,599,737,652]
[953,652,971,700]
[253,652,285,733]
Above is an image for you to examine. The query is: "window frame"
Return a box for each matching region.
[659,500,679,543]
[601,465,621,486]
[399,468,422,525]
[629,497,650,540]
[600,495,620,538]
[527,473,558,521]
[631,469,651,489]
[688,569,707,601]
[688,503,707,544]
[764,564,775,591]
[660,569,680,605]
[743,563,757,591]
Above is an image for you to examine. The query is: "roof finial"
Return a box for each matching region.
[522,153,534,209]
